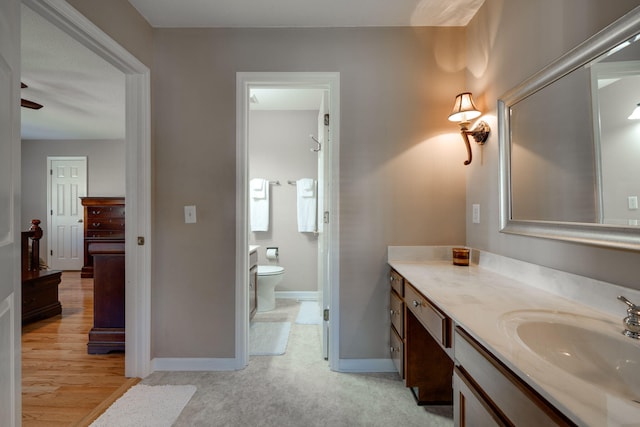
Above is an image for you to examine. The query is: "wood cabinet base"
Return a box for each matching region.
[88,328,125,354]
[405,309,453,405]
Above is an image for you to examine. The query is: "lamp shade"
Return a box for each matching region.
[448,92,481,122]
[629,103,640,120]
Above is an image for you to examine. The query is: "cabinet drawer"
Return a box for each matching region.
[88,219,125,231]
[389,269,404,297]
[405,283,451,348]
[390,289,404,337]
[390,326,404,378]
[87,230,125,238]
[454,328,574,426]
[87,206,125,219]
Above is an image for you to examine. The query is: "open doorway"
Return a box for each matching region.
[236,73,340,370]
[21,0,151,381]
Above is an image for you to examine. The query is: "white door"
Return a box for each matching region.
[317,90,330,359]
[0,0,21,425]
[47,157,87,270]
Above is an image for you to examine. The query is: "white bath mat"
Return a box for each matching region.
[90,384,196,427]
[250,321,291,355]
[295,301,322,325]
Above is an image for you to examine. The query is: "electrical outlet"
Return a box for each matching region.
[184,205,197,223]
[472,204,480,224]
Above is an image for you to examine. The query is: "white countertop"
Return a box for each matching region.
[388,246,640,427]
[249,245,259,254]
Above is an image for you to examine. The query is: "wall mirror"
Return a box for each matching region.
[498,6,640,251]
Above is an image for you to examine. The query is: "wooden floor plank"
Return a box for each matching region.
[22,271,133,426]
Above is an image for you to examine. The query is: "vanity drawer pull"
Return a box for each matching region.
[412,300,421,308]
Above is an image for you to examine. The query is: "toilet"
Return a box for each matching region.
[256,265,285,312]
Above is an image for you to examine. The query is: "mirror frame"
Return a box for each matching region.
[498,6,640,251]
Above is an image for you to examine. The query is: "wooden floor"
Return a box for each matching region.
[22,271,132,427]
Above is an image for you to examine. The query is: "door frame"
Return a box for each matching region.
[46,156,87,271]
[235,72,340,370]
[24,0,152,378]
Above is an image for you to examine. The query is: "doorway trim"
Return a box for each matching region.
[24,0,152,378]
[235,72,340,370]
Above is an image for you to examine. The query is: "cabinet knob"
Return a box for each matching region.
[390,346,399,353]
[390,309,395,316]
[389,276,394,283]
[412,300,421,308]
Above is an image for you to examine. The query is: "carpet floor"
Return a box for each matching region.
[141,299,454,427]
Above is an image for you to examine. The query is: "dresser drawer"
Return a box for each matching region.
[390,289,404,337]
[390,326,404,378]
[389,269,404,297]
[87,218,125,231]
[87,206,125,219]
[405,283,451,348]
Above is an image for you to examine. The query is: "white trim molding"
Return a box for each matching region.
[25,0,152,378]
[236,72,340,371]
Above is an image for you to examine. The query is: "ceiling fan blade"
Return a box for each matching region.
[21,98,43,110]
[20,83,43,109]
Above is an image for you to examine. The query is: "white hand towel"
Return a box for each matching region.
[296,178,316,232]
[250,178,269,231]
[250,178,266,199]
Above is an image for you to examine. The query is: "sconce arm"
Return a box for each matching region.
[460,131,472,165]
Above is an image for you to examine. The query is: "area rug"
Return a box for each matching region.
[295,301,322,325]
[250,321,291,355]
[90,384,197,427]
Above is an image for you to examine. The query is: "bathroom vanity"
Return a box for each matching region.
[388,246,640,426]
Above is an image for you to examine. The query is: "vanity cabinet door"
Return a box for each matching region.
[454,327,575,427]
[453,367,506,427]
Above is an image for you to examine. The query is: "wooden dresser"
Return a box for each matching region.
[80,197,125,278]
[88,242,125,354]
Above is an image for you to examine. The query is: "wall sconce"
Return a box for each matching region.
[628,103,640,120]
[448,92,491,165]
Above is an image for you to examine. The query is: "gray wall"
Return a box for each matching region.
[151,26,467,359]
[465,0,640,289]
[21,139,126,254]
[249,110,319,293]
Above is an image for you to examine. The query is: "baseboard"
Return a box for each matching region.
[336,358,397,373]
[151,357,238,372]
[275,291,318,301]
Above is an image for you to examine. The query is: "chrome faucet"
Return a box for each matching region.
[618,296,640,339]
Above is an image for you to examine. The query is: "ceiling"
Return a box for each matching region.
[21,0,485,140]
[21,5,125,140]
[128,0,486,28]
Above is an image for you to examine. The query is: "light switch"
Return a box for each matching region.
[628,196,638,210]
[184,205,197,223]
[472,204,480,224]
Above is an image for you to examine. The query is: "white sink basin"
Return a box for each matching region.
[501,310,640,401]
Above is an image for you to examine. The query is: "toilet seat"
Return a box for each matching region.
[257,265,284,276]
